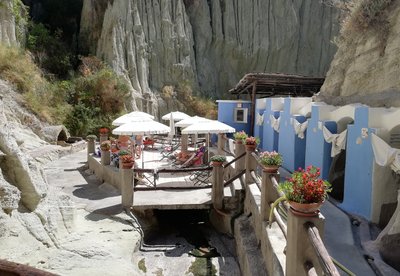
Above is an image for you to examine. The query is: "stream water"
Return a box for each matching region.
[131,209,241,276]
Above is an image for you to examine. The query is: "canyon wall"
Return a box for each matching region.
[80,0,340,114]
[0,0,18,46]
[319,1,400,107]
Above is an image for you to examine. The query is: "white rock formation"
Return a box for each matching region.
[319,1,400,107]
[0,0,18,46]
[80,0,340,113]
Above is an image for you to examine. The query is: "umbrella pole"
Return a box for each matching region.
[206,133,210,163]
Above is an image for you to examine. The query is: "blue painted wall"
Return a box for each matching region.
[339,106,375,220]
[262,99,282,152]
[254,108,265,151]
[305,106,337,179]
[217,100,251,138]
[279,99,308,172]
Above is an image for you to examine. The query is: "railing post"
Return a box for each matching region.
[181,134,189,152]
[99,134,108,143]
[235,142,245,175]
[286,210,325,276]
[245,147,257,184]
[212,165,224,209]
[217,133,224,154]
[87,138,95,155]
[261,172,278,221]
[121,167,134,208]
[101,150,110,165]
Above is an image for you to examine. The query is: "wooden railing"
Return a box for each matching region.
[216,143,340,276]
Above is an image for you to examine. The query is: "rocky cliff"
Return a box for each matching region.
[80,0,340,113]
[319,1,400,107]
[0,0,18,46]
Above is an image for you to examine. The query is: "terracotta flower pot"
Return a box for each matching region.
[245,144,256,151]
[262,165,279,173]
[289,201,323,216]
[211,161,223,167]
[235,139,243,144]
[121,162,134,169]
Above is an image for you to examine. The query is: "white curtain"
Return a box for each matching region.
[270,115,280,133]
[229,139,235,155]
[292,119,308,139]
[322,126,348,157]
[256,113,264,126]
[371,133,400,174]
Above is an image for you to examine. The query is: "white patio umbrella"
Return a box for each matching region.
[182,120,235,162]
[162,111,190,121]
[112,111,155,126]
[175,116,211,128]
[112,115,153,126]
[181,120,235,134]
[176,116,211,149]
[112,121,170,136]
[112,121,170,168]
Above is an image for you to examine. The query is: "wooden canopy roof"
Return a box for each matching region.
[228,73,325,136]
[229,73,325,97]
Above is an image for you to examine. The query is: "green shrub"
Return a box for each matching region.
[27,23,72,78]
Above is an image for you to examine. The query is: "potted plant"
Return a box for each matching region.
[270,166,331,220]
[120,154,134,169]
[233,131,248,144]
[99,127,109,135]
[86,135,97,154]
[244,136,260,151]
[100,141,111,151]
[118,149,130,156]
[86,134,97,141]
[210,155,227,166]
[259,151,283,173]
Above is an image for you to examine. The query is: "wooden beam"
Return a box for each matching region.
[250,81,257,136]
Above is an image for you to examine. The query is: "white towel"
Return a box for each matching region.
[270,115,281,133]
[229,139,235,155]
[322,126,348,157]
[371,133,400,174]
[292,119,308,139]
[256,113,264,126]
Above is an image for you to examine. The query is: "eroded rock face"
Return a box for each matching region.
[0,0,18,46]
[80,0,340,112]
[319,1,400,107]
[0,172,21,213]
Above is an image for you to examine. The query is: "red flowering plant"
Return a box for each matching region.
[280,166,331,203]
[269,166,331,223]
[245,136,260,145]
[99,127,109,135]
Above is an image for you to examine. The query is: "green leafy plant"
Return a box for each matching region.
[118,150,130,156]
[233,131,248,141]
[210,155,227,163]
[100,141,110,151]
[86,134,97,140]
[259,151,283,166]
